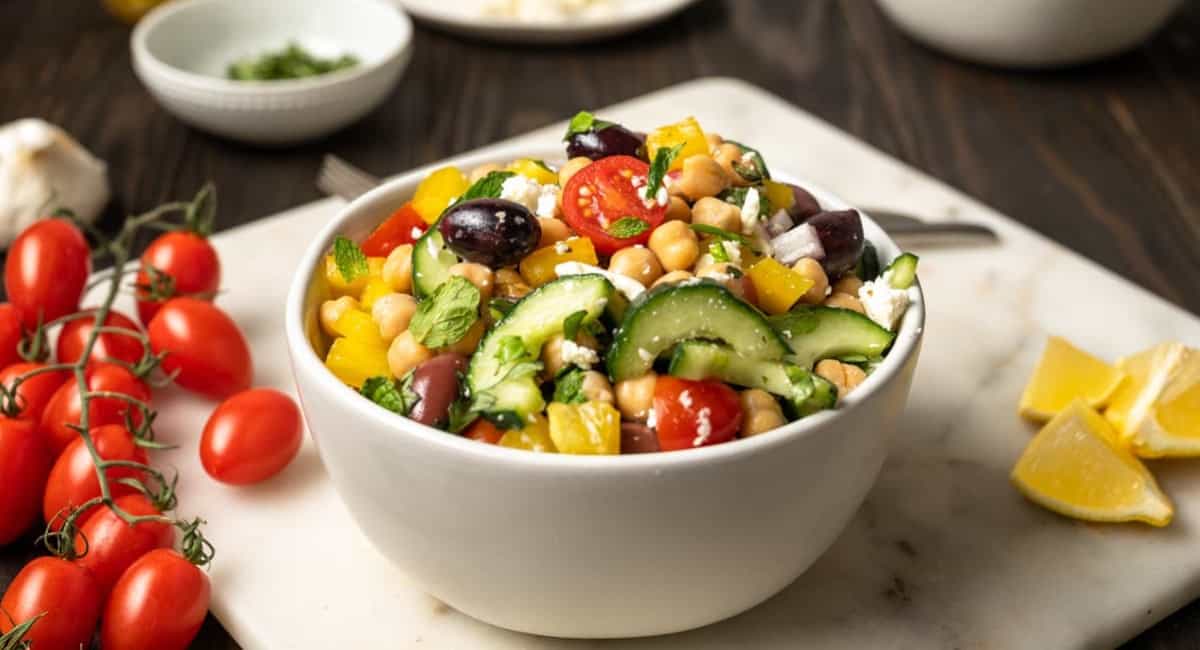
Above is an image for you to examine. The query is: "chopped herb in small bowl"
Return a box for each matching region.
[227,42,359,81]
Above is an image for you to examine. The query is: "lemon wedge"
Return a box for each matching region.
[1018,337,1126,422]
[1111,344,1200,457]
[1011,401,1173,526]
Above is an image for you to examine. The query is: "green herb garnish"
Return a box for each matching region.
[553,367,587,405]
[562,111,615,141]
[688,223,752,245]
[360,375,417,415]
[488,297,517,322]
[645,143,683,200]
[709,241,730,263]
[459,171,515,202]
[606,217,650,239]
[532,159,554,173]
[227,42,359,81]
[725,140,771,182]
[495,335,528,366]
[409,276,481,348]
[332,236,368,283]
[719,186,771,220]
[562,310,588,341]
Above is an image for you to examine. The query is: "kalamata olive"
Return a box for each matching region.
[439,198,540,268]
[408,353,468,427]
[621,422,659,454]
[566,124,647,161]
[807,210,864,276]
[786,183,822,221]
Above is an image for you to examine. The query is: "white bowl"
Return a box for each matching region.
[876,0,1183,68]
[131,0,412,145]
[284,144,925,638]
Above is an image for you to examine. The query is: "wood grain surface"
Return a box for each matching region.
[1,1,1198,647]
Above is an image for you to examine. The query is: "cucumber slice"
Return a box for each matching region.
[467,275,613,418]
[769,306,895,370]
[411,221,458,299]
[884,252,919,289]
[607,281,788,383]
[669,340,836,417]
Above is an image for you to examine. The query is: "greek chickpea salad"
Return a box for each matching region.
[315,112,919,455]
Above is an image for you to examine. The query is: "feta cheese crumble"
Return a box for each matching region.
[645,406,657,428]
[554,240,571,255]
[638,183,669,209]
[637,348,655,362]
[679,390,693,408]
[693,407,713,447]
[499,174,560,219]
[738,187,760,235]
[554,261,646,301]
[858,271,910,330]
[560,339,599,368]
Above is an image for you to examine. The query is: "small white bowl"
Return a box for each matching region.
[285,145,924,638]
[132,0,412,145]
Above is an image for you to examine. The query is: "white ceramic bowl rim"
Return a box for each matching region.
[401,0,696,30]
[285,145,925,471]
[131,0,411,95]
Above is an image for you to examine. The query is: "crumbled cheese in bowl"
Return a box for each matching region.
[560,339,599,368]
[692,407,713,447]
[555,261,646,301]
[858,271,910,330]
[499,174,560,219]
[738,187,760,235]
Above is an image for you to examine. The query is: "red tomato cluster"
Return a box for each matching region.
[0,208,306,649]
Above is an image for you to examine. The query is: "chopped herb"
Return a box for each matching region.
[719,186,772,220]
[645,143,683,199]
[553,367,587,404]
[856,241,881,282]
[482,410,525,430]
[606,217,650,239]
[562,111,614,141]
[708,241,730,263]
[495,335,527,366]
[227,42,358,81]
[459,171,515,202]
[531,159,554,173]
[333,236,368,283]
[488,297,517,322]
[360,376,413,415]
[409,277,481,348]
[725,140,771,182]
[447,396,480,433]
[689,223,752,245]
[562,310,588,341]
[727,266,744,279]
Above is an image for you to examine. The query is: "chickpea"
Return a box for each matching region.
[705,132,724,153]
[442,318,486,356]
[690,197,741,233]
[665,196,691,222]
[739,389,786,437]
[558,157,592,188]
[698,263,752,303]
[647,220,700,272]
[538,217,572,248]
[815,359,867,398]
[615,372,657,421]
[319,296,359,336]
[494,268,531,300]
[448,262,494,302]
[371,293,418,343]
[382,244,414,294]
[713,142,752,187]
[674,154,729,202]
[652,270,694,288]
[832,274,864,296]
[580,371,615,404]
[469,162,503,184]
[792,257,830,305]
[541,332,599,379]
[388,330,433,379]
[608,246,663,287]
[824,292,865,314]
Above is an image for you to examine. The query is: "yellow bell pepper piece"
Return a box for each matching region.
[412,166,470,224]
[645,117,709,171]
[746,257,814,315]
[324,256,385,297]
[507,159,558,185]
[359,278,393,311]
[325,337,390,388]
[762,180,795,213]
[518,237,598,287]
[547,401,621,455]
[331,308,384,348]
[498,414,557,453]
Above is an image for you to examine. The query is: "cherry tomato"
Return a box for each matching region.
[40,362,152,456]
[74,493,174,596]
[652,376,743,452]
[200,388,303,485]
[465,419,503,444]
[135,230,221,325]
[0,418,51,546]
[0,362,70,422]
[361,202,427,257]
[561,155,667,255]
[0,303,24,369]
[56,308,145,368]
[0,556,101,650]
[43,424,148,531]
[148,298,252,400]
[101,549,210,650]
[4,218,91,330]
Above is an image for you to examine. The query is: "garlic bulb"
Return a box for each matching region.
[0,119,109,247]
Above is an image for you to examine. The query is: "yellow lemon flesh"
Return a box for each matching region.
[1011,401,1173,527]
[1018,337,1126,422]
[1112,344,1200,457]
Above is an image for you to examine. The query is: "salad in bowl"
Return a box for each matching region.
[313,112,918,455]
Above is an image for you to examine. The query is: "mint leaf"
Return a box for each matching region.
[709,241,730,263]
[719,187,771,220]
[360,376,411,415]
[606,217,649,239]
[645,143,683,199]
[689,223,752,245]
[553,367,587,404]
[562,111,615,141]
[562,310,587,341]
[725,140,771,182]
[333,236,368,283]
[532,159,554,173]
[409,276,481,348]
[495,335,527,366]
[459,171,515,202]
[488,297,516,323]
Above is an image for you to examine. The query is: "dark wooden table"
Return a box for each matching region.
[2,1,1198,647]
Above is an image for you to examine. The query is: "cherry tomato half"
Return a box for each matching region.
[0,303,24,369]
[0,418,52,546]
[40,362,152,456]
[561,155,667,255]
[101,549,211,650]
[0,556,101,650]
[148,298,252,400]
[464,418,503,444]
[74,493,174,596]
[135,230,221,325]
[4,218,91,330]
[43,424,148,531]
[0,362,70,422]
[652,376,743,452]
[200,388,303,485]
[56,309,145,368]
[361,202,427,257]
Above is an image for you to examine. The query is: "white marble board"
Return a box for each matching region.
[144,78,1200,649]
